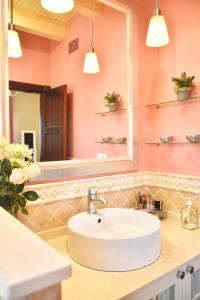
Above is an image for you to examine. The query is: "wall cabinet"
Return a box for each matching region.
[124,255,200,300]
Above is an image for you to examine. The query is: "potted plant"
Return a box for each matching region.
[0,137,41,218]
[104,91,120,112]
[172,72,195,100]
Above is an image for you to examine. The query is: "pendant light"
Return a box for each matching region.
[146,0,170,47]
[83,19,100,74]
[41,0,74,13]
[8,0,22,58]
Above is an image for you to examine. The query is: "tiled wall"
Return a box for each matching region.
[147,186,200,218]
[19,172,200,233]
[19,187,145,232]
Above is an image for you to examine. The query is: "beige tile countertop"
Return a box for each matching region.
[45,219,200,300]
[0,208,71,300]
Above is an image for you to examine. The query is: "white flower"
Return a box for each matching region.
[10,168,28,185]
[8,143,33,161]
[10,158,26,168]
[0,137,8,148]
[23,164,41,179]
[0,148,7,160]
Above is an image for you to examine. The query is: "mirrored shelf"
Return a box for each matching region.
[146,96,200,108]
[146,142,200,146]
[95,141,127,144]
[94,109,126,116]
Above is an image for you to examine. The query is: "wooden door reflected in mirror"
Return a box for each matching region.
[9,81,73,162]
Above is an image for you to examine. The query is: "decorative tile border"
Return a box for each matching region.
[25,172,146,206]
[146,172,200,194]
[24,171,200,206]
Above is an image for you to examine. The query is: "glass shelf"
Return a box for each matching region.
[146,142,200,145]
[94,109,126,116]
[146,96,200,108]
[95,141,127,144]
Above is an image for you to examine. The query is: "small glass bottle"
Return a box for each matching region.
[181,197,198,230]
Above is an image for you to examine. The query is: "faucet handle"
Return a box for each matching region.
[88,186,107,197]
[88,187,98,197]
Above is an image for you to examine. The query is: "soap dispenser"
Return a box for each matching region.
[181,197,198,230]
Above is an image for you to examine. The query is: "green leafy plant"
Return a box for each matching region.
[104,91,120,106]
[172,72,195,92]
[0,137,41,217]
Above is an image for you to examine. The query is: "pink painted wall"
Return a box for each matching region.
[138,0,200,175]
[8,6,128,159]
[9,31,50,86]
[8,0,200,175]
[49,5,127,159]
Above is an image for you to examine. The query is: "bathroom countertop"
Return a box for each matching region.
[0,208,71,300]
[46,219,200,300]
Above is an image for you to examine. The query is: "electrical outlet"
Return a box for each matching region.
[96,153,108,159]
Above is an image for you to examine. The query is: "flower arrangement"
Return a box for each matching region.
[0,137,41,217]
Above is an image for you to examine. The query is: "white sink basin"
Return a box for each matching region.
[67,208,161,271]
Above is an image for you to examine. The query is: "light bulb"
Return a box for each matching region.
[41,0,74,13]
[146,15,169,47]
[8,29,22,58]
[83,51,100,74]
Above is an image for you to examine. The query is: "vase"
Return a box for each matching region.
[108,103,117,112]
[176,87,192,100]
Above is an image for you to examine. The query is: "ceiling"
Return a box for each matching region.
[9,0,102,40]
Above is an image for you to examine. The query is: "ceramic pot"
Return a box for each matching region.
[108,103,117,112]
[176,87,192,100]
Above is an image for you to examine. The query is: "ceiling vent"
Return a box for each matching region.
[68,38,79,54]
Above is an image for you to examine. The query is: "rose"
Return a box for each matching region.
[23,164,41,180]
[10,168,28,185]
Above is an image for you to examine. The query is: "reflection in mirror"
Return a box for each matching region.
[8,0,129,162]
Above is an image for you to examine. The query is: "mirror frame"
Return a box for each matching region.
[0,0,138,182]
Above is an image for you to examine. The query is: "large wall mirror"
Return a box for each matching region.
[1,0,136,182]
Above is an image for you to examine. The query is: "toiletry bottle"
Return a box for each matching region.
[142,195,147,209]
[146,194,150,211]
[154,200,161,211]
[181,197,198,230]
[135,192,142,209]
[150,198,155,212]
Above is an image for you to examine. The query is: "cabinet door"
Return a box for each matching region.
[186,255,200,299]
[153,285,175,300]
[125,267,185,300]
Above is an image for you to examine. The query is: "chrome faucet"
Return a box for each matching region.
[87,187,107,214]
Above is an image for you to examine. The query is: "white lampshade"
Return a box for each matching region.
[8,29,22,58]
[83,51,100,74]
[41,0,74,13]
[146,15,169,47]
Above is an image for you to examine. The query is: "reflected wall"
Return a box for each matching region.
[9,4,128,160]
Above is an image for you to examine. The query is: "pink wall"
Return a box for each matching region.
[9,6,128,160]
[138,0,200,176]
[9,0,200,175]
[49,5,127,159]
[9,31,50,86]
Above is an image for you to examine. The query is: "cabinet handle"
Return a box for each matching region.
[177,270,185,279]
[186,265,194,274]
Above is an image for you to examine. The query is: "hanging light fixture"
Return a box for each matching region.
[83,19,100,74]
[146,0,170,47]
[8,0,22,58]
[41,0,74,13]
